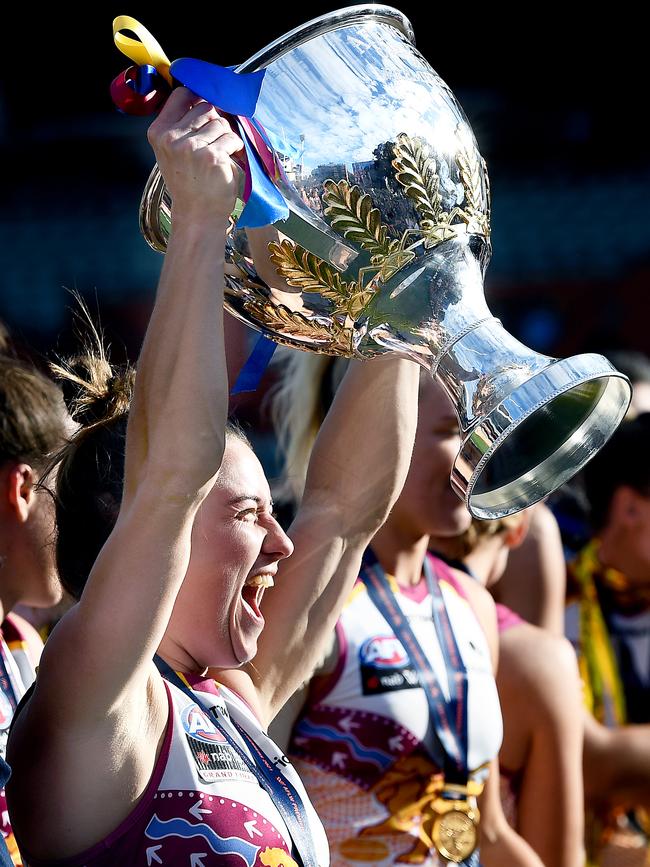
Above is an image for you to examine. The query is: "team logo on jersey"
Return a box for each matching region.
[181,703,255,783]
[359,635,418,696]
[181,705,228,745]
[360,636,409,669]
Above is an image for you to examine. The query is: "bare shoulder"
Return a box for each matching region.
[6,662,168,859]
[528,500,562,541]
[451,570,498,640]
[499,623,579,722]
[214,667,267,727]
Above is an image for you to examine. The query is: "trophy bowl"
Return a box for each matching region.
[139,5,631,519]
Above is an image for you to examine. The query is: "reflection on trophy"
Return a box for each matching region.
[139,4,631,519]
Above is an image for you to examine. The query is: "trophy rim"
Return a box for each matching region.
[236,4,415,73]
[455,354,632,519]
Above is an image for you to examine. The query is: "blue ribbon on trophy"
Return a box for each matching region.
[111,16,285,390]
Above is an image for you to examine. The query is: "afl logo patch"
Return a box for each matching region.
[360,635,409,669]
[181,704,228,745]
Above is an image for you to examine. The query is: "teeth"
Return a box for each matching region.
[245,574,275,589]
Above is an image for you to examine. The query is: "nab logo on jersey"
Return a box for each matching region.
[359,635,418,696]
[360,635,409,669]
[181,705,228,745]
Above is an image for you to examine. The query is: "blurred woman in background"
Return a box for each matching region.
[432,514,585,867]
[0,347,69,864]
[270,352,544,867]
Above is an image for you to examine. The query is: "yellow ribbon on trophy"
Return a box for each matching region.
[113,15,172,86]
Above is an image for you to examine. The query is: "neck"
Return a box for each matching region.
[156,636,208,677]
[371,522,430,587]
[0,531,23,624]
[431,534,503,588]
[0,579,19,627]
[462,544,499,588]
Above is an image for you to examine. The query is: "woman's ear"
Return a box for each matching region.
[4,463,37,523]
[504,509,531,551]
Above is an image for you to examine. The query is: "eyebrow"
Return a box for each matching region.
[227,495,274,508]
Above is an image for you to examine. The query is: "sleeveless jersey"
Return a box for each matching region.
[24,676,329,867]
[495,603,524,634]
[1,616,38,867]
[288,555,503,867]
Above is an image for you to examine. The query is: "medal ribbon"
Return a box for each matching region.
[0,645,18,713]
[154,656,318,867]
[359,550,469,783]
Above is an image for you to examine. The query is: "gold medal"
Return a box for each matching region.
[429,784,480,863]
[431,807,477,863]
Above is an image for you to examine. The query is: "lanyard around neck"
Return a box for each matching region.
[359,551,469,783]
[154,656,319,867]
[0,644,18,713]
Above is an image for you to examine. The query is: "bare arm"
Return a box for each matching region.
[494,502,566,635]
[479,758,545,867]
[268,631,339,749]
[7,89,246,856]
[221,358,419,724]
[584,712,650,811]
[453,572,545,867]
[22,88,242,724]
[507,632,585,867]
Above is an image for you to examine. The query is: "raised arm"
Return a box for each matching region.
[225,357,419,724]
[30,88,243,719]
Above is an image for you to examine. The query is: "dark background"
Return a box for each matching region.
[2,4,648,383]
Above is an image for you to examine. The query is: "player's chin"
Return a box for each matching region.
[229,601,264,666]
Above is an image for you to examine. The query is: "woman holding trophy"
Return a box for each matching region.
[5,86,419,865]
[269,355,544,867]
[7,6,631,864]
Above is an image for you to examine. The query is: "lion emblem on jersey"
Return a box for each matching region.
[260,847,300,867]
[359,751,444,863]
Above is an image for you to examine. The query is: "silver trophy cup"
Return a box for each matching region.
[139,5,631,518]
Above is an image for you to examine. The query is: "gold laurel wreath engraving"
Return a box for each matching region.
[392,134,442,227]
[268,239,374,318]
[322,179,392,259]
[322,178,419,290]
[264,132,490,335]
[268,239,356,303]
[391,133,490,245]
[457,149,482,215]
[456,132,490,236]
[243,298,353,355]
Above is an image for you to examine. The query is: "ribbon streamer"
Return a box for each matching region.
[171,59,288,228]
[111,17,289,228]
[113,15,172,84]
[170,57,263,118]
[231,335,278,394]
[110,65,170,116]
